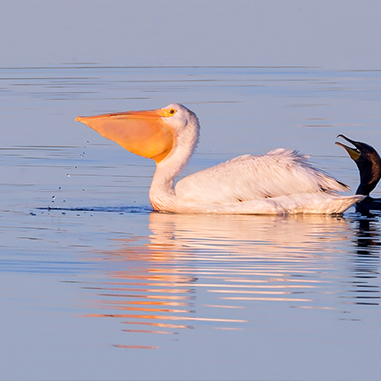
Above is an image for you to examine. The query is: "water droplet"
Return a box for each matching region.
[67,174,70,177]
[58,187,62,190]
[52,195,56,200]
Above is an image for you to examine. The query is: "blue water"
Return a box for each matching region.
[0,66,380,380]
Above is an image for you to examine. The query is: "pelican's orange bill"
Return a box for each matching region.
[76,109,175,163]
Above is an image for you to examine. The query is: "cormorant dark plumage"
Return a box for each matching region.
[336,134,381,213]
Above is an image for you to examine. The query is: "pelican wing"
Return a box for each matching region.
[175,149,348,204]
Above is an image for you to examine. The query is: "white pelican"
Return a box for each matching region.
[76,103,364,214]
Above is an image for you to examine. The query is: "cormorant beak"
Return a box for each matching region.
[335,134,361,161]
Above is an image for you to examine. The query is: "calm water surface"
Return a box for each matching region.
[0,66,381,380]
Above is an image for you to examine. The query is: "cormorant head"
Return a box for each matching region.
[336,134,381,196]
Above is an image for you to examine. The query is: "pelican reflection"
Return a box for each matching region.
[78,211,381,349]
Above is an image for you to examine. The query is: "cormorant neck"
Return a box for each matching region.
[356,183,373,196]
[355,156,381,196]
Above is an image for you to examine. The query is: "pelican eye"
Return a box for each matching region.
[158,108,177,117]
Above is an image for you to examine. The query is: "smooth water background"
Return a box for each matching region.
[1,66,381,380]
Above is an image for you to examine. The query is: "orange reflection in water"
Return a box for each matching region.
[82,213,378,349]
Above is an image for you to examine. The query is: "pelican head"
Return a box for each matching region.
[336,134,381,196]
[76,103,199,164]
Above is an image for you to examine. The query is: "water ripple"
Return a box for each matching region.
[76,213,380,349]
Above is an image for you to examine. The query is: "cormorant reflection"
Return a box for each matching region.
[350,216,381,305]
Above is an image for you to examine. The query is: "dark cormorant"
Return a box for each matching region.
[336,134,381,213]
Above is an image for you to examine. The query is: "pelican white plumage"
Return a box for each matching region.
[76,103,364,214]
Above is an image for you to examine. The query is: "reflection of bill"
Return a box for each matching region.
[84,213,379,348]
